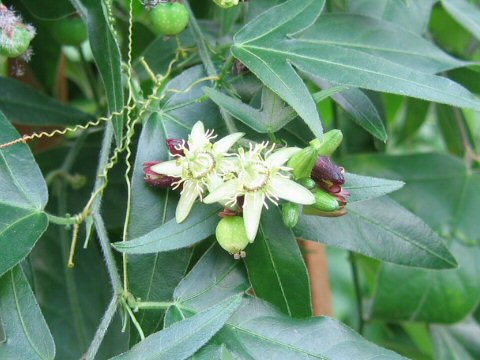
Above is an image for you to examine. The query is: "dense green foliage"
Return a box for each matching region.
[0,0,479,359]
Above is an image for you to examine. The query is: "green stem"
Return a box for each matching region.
[122,298,145,341]
[93,214,123,295]
[47,213,78,226]
[84,295,120,360]
[131,301,174,310]
[349,251,365,335]
[184,1,237,133]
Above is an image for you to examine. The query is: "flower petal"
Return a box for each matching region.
[267,147,301,167]
[188,121,208,152]
[270,176,315,205]
[150,160,182,177]
[206,173,224,193]
[203,180,239,204]
[176,181,200,223]
[213,132,244,154]
[243,192,265,242]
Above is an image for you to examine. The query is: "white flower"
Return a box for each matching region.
[204,142,315,241]
[150,121,244,223]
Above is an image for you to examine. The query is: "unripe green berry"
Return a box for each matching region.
[51,18,88,47]
[282,202,301,228]
[150,2,189,36]
[0,24,35,58]
[215,216,249,258]
[213,0,240,9]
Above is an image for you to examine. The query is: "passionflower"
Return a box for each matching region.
[204,143,315,241]
[150,121,244,223]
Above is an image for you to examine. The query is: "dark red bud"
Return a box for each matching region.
[233,60,250,75]
[167,138,186,156]
[143,161,176,188]
[312,157,345,186]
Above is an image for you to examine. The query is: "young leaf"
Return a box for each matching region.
[344,173,405,203]
[112,295,242,360]
[113,203,221,254]
[232,0,480,137]
[244,208,313,318]
[0,78,93,127]
[295,197,458,269]
[69,0,125,144]
[0,266,55,360]
[442,0,480,40]
[0,111,49,276]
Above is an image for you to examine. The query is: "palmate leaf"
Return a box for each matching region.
[0,265,55,360]
[232,0,480,138]
[0,111,48,277]
[170,245,405,359]
[69,0,124,144]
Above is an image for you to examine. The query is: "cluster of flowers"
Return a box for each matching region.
[144,121,348,257]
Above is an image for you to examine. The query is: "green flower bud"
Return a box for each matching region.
[297,178,317,190]
[213,0,240,9]
[282,202,301,228]
[215,216,249,258]
[287,145,318,180]
[311,188,341,212]
[310,129,343,156]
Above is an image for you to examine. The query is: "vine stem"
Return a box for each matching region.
[130,301,174,310]
[83,295,120,360]
[184,0,238,134]
[349,251,365,335]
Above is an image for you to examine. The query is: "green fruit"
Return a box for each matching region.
[312,189,341,212]
[150,2,189,36]
[282,202,301,228]
[213,0,240,9]
[51,18,88,46]
[215,216,249,257]
[0,24,35,58]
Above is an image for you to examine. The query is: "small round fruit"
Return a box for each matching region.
[150,2,189,36]
[0,25,35,58]
[52,18,88,47]
[215,216,249,257]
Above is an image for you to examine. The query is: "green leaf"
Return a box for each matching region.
[344,173,405,203]
[295,197,458,269]
[436,104,470,157]
[173,246,405,359]
[442,0,480,40]
[191,344,235,360]
[114,203,220,254]
[349,0,438,34]
[0,112,49,276]
[393,99,430,144]
[19,0,75,19]
[232,0,480,136]
[0,77,93,127]
[204,86,345,134]
[341,154,480,323]
[372,242,480,323]
[244,208,312,318]
[301,13,468,73]
[113,296,243,360]
[0,266,55,360]
[128,113,191,339]
[69,0,125,144]
[432,326,475,360]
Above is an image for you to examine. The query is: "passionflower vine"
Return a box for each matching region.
[204,142,315,242]
[149,121,244,223]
